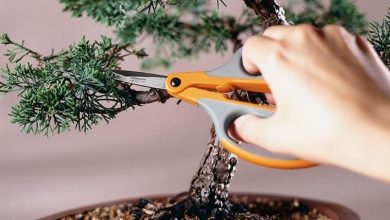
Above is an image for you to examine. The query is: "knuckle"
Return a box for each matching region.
[295,24,321,41]
[242,36,261,59]
[263,26,274,35]
[323,25,345,35]
[243,35,262,48]
[263,25,280,36]
[324,25,355,43]
[298,24,316,32]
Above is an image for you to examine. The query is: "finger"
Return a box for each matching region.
[242,36,269,75]
[357,36,390,72]
[263,24,321,41]
[355,36,390,93]
[355,35,374,54]
[263,25,293,40]
[265,93,276,105]
[242,35,281,82]
[322,25,355,49]
[242,58,260,75]
[232,114,277,150]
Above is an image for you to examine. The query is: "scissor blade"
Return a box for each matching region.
[113,70,167,89]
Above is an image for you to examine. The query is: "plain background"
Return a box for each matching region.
[1,0,389,219]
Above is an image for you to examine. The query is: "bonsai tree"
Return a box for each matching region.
[1,0,389,219]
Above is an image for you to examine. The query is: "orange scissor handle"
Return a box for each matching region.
[165,48,317,169]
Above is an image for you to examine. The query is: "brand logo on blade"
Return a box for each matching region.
[128,76,146,84]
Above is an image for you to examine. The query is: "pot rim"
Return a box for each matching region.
[39,192,360,220]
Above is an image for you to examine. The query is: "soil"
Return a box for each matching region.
[56,193,332,220]
[49,95,354,220]
[46,107,356,220]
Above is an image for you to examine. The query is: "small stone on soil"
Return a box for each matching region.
[59,194,330,220]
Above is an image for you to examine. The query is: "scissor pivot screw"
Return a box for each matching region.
[170,78,181,87]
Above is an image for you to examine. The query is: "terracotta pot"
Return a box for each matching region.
[39,193,360,220]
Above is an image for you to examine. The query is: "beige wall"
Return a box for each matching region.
[1,1,389,219]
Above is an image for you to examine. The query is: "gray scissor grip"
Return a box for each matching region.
[197,98,317,169]
[198,98,273,144]
[207,48,262,80]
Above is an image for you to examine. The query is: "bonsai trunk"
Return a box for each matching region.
[181,0,290,216]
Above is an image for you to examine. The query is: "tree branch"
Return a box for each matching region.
[242,0,289,28]
[135,88,171,104]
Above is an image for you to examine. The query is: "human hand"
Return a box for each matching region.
[231,25,390,182]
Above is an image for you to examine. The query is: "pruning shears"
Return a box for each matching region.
[113,49,317,169]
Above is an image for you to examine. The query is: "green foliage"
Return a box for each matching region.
[285,0,368,34]
[10,75,78,134]
[0,33,11,44]
[60,0,139,27]
[1,1,390,136]
[59,0,225,27]
[0,36,143,135]
[59,0,260,69]
[118,9,259,69]
[368,8,390,69]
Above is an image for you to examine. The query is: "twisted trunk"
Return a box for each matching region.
[144,1,291,218]
[186,0,290,217]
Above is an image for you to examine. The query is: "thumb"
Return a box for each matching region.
[231,114,276,150]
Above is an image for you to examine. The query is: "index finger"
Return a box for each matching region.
[242,35,283,85]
